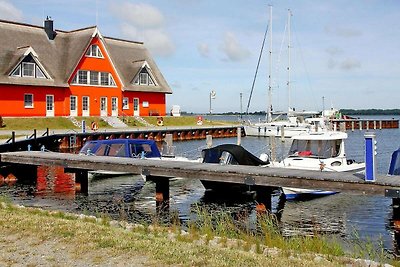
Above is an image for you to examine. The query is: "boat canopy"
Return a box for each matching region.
[80,139,162,158]
[389,148,400,175]
[202,144,269,166]
[288,139,341,159]
[292,131,347,141]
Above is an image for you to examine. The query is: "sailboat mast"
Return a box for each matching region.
[287,9,292,115]
[267,5,273,122]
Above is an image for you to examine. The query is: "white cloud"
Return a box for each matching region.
[111,2,175,57]
[197,43,210,57]
[0,0,23,21]
[112,2,164,29]
[220,32,250,62]
[120,24,175,57]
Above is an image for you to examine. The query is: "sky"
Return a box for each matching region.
[1,0,400,113]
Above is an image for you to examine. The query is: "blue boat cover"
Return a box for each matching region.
[389,148,400,175]
[80,139,161,158]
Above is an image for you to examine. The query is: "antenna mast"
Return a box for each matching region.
[287,9,292,115]
[267,5,273,122]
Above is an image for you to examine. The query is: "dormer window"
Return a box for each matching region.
[85,44,103,58]
[133,68,156,86]
[10,54,48,79]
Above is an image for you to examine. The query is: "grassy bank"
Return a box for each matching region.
[0,201,395,266]
[0,116,236,131]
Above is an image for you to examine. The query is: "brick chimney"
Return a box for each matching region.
[44,16,56,40]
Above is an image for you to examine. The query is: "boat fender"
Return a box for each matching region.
[259,153,269,162]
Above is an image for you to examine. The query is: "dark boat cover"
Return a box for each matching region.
[389,148,400,175]
[202,144,269,166]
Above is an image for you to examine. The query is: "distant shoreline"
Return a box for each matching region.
[182,109,400,116]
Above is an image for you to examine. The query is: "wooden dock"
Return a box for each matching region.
[0,125,244,153]
[0,151,399,196]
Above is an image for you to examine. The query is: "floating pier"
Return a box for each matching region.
[0,125,244,153]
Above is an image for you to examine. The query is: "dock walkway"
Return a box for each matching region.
[1,151,399,196]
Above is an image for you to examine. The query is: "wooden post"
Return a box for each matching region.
[269,136,276,162]
[149,176,170,212]
[254,186,273,213]
[237,127,241,145]
[280,126,285,141]
[373,121,377,130]
[359,121,362,130]
[351,121,355,132]
[75,170,88,194]
[379,120,382,130]
[206,134,213,148]
[11,131,15,145]
[393,198,400,254]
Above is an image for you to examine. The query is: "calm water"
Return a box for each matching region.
[1,115,400,255]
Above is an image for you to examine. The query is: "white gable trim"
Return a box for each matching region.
[66,28,123,88]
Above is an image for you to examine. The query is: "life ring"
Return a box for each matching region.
[197,116,203,125]
[91,121,99,131]
[157,117,164,126]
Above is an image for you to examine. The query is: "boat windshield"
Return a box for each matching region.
[288,139,341,159]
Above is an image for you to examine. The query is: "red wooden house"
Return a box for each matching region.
[0,18,172,117]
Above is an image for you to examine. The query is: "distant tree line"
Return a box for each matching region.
[180,109,399,116]
[340,109,400,115]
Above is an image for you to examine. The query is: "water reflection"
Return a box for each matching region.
[0,128,399,256]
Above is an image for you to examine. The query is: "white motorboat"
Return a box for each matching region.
[264,130,365,199]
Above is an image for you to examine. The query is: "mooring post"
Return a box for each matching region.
[75,170,88,194]
[11,131,15,145]
[392,198,400,254]
[351,121,355,132]
[364,132,377,182]
[206,134,213,148]
[149,176,170,212]
[254,186,273,213]
[237,127,241,145]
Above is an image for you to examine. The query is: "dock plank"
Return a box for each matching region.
[1,151,399,196]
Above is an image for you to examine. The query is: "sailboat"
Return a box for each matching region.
[245,8,318,137]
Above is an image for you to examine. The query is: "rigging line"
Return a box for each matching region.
[245,22,269,114]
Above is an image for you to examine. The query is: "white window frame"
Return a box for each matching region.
[22,62,35,77]
[11,65,21,77]
[85,44,104,58]
[35,65,46,79]
[24,93,34,108]
[90,71,99,85]
[71,70,116,87]
[122,97,129,110]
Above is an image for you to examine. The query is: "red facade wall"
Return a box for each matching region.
[0,84,66,117]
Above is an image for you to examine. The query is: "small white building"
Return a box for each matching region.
[171,105,181,117]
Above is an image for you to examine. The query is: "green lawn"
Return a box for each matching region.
[0,116,237,131]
